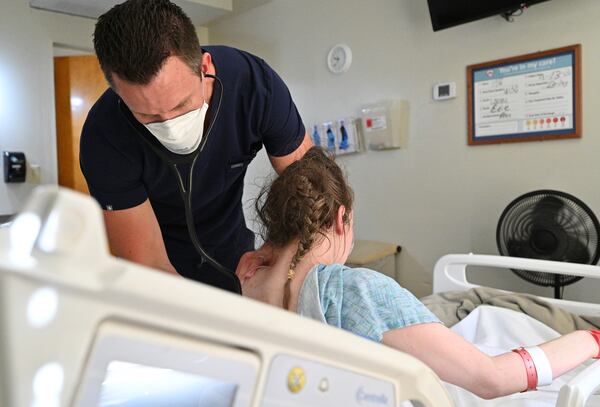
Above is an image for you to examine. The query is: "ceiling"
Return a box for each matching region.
[29,0,271,26]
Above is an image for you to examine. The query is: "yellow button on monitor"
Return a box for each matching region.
[287,367,306,393]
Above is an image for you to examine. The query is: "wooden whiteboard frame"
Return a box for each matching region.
[467,44,581,146]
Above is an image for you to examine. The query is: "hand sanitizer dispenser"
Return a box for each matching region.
[360,100,409,150]
[3,151,26,183]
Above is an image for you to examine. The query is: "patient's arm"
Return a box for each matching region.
[383,323,599,400]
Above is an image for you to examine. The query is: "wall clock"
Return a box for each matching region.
[327,43,352,74]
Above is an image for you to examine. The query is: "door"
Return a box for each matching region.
[54,54,107,194]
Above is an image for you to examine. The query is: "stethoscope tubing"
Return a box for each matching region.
[118,73,243,294]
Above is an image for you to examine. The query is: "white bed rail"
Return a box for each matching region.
[556,360,600,407]
[433,253,600,316]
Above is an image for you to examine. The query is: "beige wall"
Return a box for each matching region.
[208,0,600,302]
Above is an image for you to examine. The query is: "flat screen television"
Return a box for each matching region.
[427,1,550,32]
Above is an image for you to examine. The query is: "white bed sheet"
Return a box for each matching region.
[445,305,600,407]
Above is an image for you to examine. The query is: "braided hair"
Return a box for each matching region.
[256,147,354,307]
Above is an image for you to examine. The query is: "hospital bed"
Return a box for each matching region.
[0,186,452,407]
[434,253,600,407]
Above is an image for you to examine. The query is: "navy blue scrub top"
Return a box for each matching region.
[80,45,306,291]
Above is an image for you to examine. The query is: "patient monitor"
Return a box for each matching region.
[0,187,453,407]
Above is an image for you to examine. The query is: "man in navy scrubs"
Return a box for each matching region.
[80,0,311,292]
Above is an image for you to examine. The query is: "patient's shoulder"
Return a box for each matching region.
[315,264,398,293]
[342,266,396,286]
[317,264,440,342]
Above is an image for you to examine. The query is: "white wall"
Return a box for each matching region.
[208,0,600,302]
[0,0,95,215]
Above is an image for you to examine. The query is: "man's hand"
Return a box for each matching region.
[236,243,275,281]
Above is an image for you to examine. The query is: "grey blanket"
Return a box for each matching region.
[421,287,600,334]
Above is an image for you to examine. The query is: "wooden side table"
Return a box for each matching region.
[346,240,402,280]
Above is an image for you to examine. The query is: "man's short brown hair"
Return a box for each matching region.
[94,0,202,86]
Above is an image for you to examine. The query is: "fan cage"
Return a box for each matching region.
[496,189,600,289]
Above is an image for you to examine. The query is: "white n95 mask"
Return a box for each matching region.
[144,101,209,154]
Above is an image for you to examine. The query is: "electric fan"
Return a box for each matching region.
[496,190,600,299]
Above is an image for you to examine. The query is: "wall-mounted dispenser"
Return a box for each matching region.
[360,100,409,150]
[311,118,362,157]
[3,151,27,183]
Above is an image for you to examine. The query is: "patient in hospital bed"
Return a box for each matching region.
[236,147,600,400]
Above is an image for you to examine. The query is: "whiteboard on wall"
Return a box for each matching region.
[467,44,581,146]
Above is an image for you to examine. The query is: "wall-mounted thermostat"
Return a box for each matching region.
[433,82,456,100]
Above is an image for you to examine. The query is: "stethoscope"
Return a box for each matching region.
[118,73,242,295]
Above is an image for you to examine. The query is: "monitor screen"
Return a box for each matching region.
[98,361,238,407]
[427,0,550,31]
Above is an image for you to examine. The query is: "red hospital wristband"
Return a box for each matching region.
[512,347,538,391]
[590,330,600,359]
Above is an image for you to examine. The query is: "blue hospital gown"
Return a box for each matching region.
[298,264,440,342]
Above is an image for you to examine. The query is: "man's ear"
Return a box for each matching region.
[335,205,347,235]
[200,51,212,75]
